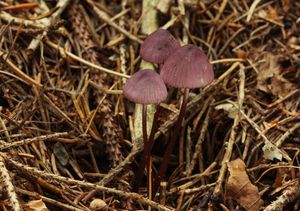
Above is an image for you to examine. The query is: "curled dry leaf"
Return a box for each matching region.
[226,159,264,211]
[24,199,49,211]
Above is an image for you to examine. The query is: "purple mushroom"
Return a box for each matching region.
[153,44,214,194]
[123,69,167,191]
[140,29,180,65]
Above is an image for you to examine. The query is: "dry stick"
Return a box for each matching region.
[97,8,131,32]
[43,94,74,124]
[16,188,85,211]
[82,148,142,202]
[211,58,244,64]
[0,11,45,28]
[0,132,68,150]
[213,64,245,198]
[214,0,228,22]
[185,126,192,171]
[192,95,214,131]
[27,0,71,52]
[45,40,130,79]
[171,161,217,192]
[0,51,41,87]
[2,155,173,211]
[263,180,300,211]
[228,102,292,161]
[255,166,300,184]
[217,27,245,57]
[0,71,28,85]
[267,89,299,108]
[183,183,216,195]
[119,12,128,85]
[0,113,12,143]
[0,155,22,211]
[1,2,38,11]
[186,105,213,176]
[85,0,142,44]
[246,0,262,22]
[276,122,300,147]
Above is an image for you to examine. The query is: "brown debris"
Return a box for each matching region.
[226,159,264,211]
[0,0,299,210]
[68,4,123,168]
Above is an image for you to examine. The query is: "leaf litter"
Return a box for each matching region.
[0,0,299,210]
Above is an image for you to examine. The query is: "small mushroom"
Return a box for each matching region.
[153,44,214,194]
[140,29,180,65]
[123,69,167,105]
[123,69,167,191]
[160,44,214,88]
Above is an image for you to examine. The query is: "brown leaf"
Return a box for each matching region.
[24,199,49,211]
[226,159,264,211]
[270,74,295,97]
[256,53,280,93]
[256,53,295,97]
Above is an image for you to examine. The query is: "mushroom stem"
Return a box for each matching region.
[142,104,148,146]
[153,88,189,196]
[133,106,161,191]
[142,104,150,194]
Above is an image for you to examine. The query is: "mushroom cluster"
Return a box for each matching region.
[123,29,214,197]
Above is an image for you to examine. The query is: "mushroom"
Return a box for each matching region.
[153,44,214,194]
[160,44,214,88]
[123,69,167,191]
[140,29,180,65]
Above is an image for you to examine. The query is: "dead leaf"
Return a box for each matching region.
[226,159,264,211]
[257,53,280,93]
[215,103,237,119]
[24,199,49,211]
[270,75,295,97]
[256,53,295,97]
[262,141,283,161]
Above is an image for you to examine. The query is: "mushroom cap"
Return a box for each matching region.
[140,29,180,64]
[123,69,167,104]
[160,44,214,88]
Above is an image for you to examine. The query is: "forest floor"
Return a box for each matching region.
[0,0,299,210]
